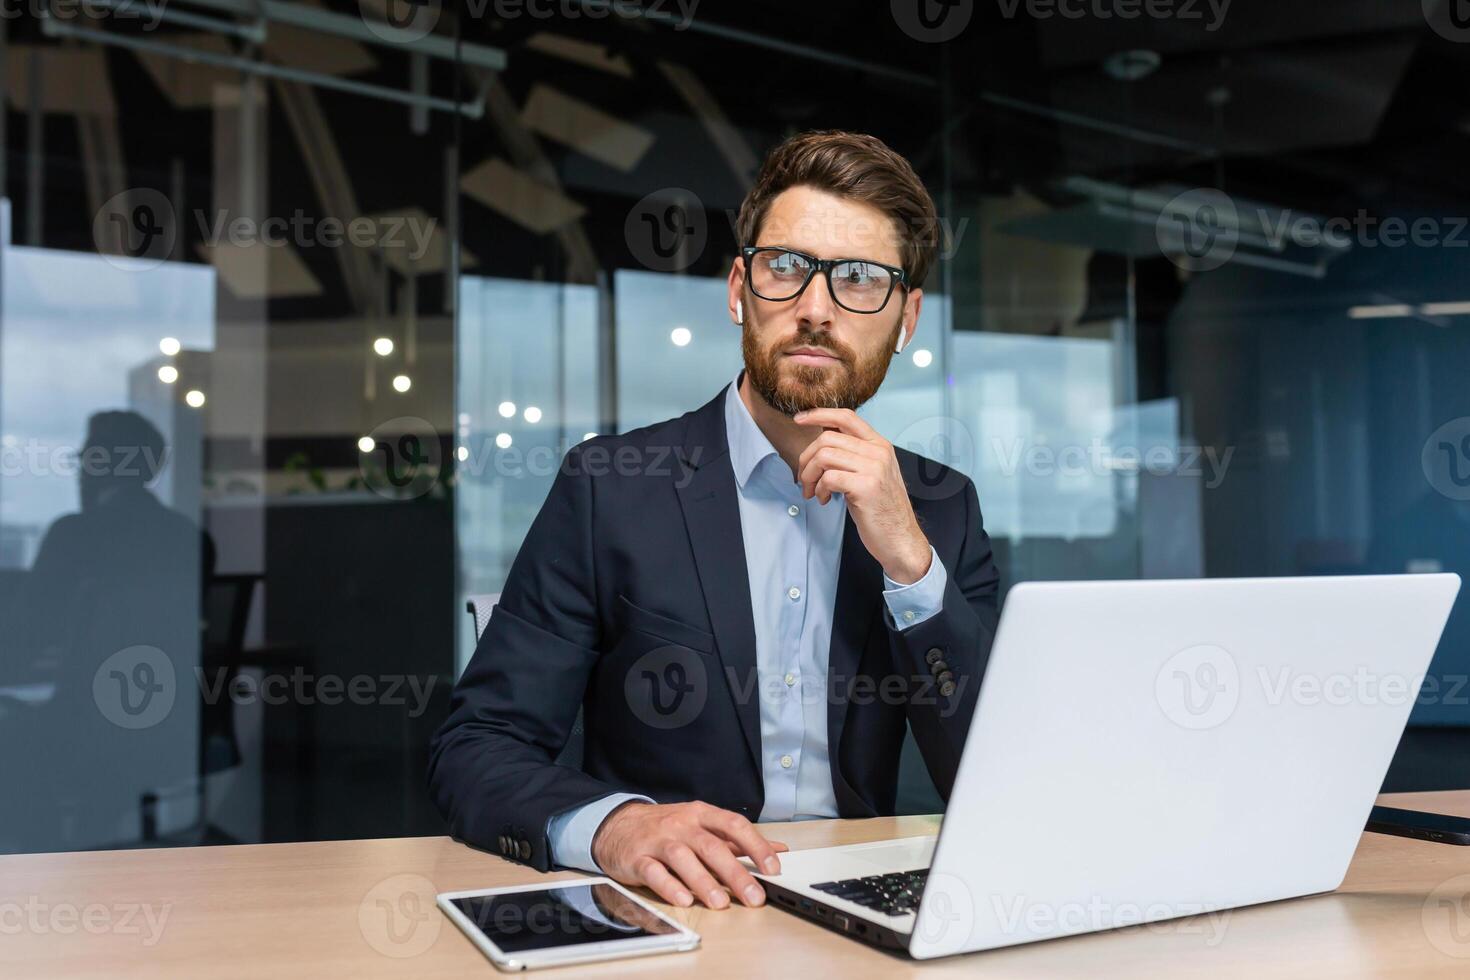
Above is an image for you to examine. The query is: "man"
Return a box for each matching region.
[430,130,1000,913]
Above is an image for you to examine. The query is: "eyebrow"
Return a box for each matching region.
[756,244,900,265]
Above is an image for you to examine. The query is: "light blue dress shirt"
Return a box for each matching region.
[546,377,948,872]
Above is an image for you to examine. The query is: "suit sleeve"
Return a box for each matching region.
[886,477,1001,799]
[428,445,627,871]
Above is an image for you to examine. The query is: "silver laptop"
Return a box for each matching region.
[753,574,1461,958]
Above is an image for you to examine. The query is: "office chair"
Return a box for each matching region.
[465,593,501,641]
[464,592,583,768]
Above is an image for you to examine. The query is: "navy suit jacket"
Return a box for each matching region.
[429,382,1001,871]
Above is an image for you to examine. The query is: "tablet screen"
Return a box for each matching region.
[449,883,680,953]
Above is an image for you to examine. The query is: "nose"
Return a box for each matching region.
[791,269,836,330]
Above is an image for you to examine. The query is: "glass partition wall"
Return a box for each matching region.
[3,1,1469,854]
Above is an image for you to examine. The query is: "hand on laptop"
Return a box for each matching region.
[591,801,788,910]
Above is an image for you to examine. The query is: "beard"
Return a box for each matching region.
[741,314,901,417]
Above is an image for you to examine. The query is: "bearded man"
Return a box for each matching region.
[430,130,1000,913]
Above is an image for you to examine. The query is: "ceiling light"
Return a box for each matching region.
[670,327,692,347]
[184,389,206,408]
[157,365,179,384]
[498,401,516,418]
[392,374,412,393]
[373,337,394,356]
[1347,304,1413,319]
[523,406,542,423]
[911,348,933,368]
[358,436,376,453]
[495,432,512,449]
[159,337,181,356]
[1419,301,1470,316]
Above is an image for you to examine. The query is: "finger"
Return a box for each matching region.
[632,855,694,908]
[799,446,868,501]
[814,469,857,504]
[662,842,729,910]
[795,430,881,478]
[704,810,784,875]
[721,838,790,857]
[691,832,766,907]
[792,407,879,440]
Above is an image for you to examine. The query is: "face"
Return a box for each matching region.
[729,185,923,416]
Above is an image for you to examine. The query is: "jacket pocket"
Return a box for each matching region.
[615,593,715,654]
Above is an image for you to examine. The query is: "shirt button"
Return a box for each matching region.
[784,672,796,687]
[902,610,915,622]
[787,586,801,600]
[787,504,800,517]
[780,755,794,769]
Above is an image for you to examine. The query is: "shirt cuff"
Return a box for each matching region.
[882,545,946,630]
[546,792,654,874]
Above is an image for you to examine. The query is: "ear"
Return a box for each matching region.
[897,288,923,353]
[727,256,747,326]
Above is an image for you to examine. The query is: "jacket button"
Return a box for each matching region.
[497,835,508,854]
[930,660,949,675]
[518,840,532,860]
[938,670,955,684]
[925,648,944,665]
[939,680,956,697]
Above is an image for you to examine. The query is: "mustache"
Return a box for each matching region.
[777,334,852,362]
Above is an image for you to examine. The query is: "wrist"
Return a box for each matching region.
[591,800,648,867]
[884,535,932,586]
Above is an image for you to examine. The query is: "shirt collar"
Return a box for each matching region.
[723,371,781,490]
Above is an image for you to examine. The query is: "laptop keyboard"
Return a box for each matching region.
[810,868,928,916]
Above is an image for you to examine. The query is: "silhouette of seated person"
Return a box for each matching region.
[1,411,215,851]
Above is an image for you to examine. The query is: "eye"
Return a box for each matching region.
[836,262,882,287]
[765,252,808,277]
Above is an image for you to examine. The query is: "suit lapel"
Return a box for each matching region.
[674,387,763,776]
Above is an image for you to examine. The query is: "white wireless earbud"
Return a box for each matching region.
[735,300,744,325]
[895,331,907,354]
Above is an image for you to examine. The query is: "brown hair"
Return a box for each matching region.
[735,130,940,289]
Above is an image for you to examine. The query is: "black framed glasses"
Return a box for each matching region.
[741,246,908,315]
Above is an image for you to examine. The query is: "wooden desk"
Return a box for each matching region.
[4,791,1470,978]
